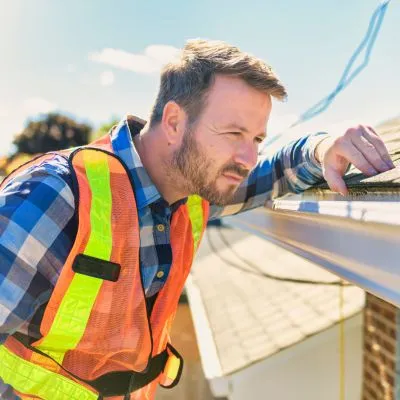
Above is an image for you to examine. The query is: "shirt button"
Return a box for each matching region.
[156,224,165,232]
[156,271,165,279]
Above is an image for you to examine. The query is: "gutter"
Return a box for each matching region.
[223,194,400,308]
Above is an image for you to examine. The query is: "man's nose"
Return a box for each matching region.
[233,142,258,171]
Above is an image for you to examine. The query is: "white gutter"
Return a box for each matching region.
[223,198,400,308]
[271,199,400,226]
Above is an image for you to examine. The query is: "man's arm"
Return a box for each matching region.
[209,132,327,219]
[210,124,394,220]
[0,156,76,344]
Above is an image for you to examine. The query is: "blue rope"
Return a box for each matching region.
[265,0,391,148]
[291,0,391,127]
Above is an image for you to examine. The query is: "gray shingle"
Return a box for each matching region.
[190,227,365,376]
[188,118,399,376]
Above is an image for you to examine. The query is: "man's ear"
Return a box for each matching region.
[161,101,187,145]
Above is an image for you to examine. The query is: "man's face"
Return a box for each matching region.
[172,75,272,205]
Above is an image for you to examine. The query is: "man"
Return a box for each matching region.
[0,39,394,400]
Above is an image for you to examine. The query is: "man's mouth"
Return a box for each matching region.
[222,172,244,183]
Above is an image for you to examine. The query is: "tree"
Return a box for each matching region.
[13,113,92,154]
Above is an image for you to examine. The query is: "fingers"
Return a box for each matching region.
[338,126,394,176]
[324,166,348,196]
[351,135,390,173]
[335,138,380,176]
[320,124,394,196]
[365,126,395,168]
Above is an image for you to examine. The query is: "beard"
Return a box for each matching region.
[170,126,249,206]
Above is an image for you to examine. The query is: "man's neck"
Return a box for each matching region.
[133,127,188,205]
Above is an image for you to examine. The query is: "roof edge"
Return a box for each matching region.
[224,205,400,308]
[269,198,400,226]
[185,275,224,377]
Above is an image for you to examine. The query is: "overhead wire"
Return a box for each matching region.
[205,3,392,397]
[263,0,392,148]
[207,0,393,291]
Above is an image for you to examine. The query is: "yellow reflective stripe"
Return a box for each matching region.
[164,354,180,380]
[36,274,104,363]
[0,346,98,400]
[187,195,204,251]
[83,151,113,260]
[36,150,113,363]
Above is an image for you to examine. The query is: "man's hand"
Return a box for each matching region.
[315,125,395,196]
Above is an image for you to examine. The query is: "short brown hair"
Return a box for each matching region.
[149,39,287,126]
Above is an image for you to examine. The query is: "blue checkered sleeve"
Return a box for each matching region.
[0,155,76,344]
[209,132,328,219]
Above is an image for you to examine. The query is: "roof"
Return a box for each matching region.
[188,117,399,378]
[188,226,365,377]
[310,117,400,198]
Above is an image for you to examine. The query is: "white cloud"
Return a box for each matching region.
[22,97,57,116]
[88,44,180,74]
[100,71,114,86]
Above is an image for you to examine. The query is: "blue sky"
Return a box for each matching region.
[0,0,398,155]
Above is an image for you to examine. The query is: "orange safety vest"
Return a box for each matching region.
[0,135,209,399]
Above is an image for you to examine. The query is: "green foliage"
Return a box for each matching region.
[13,113,92,154]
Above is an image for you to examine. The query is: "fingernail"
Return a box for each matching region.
[368,168,377,175]
[384,157,394,168]
[380,163,390,171]
[386,161,395,169]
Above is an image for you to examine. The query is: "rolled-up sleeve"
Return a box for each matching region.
[209,132,328,219]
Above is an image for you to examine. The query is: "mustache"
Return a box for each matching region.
[220,164,250,179]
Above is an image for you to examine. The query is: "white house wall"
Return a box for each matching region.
[225,313,363,400]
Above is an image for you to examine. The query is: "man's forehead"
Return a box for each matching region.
[208,75,272,102]
[205,81,272,115]
[220,122,251,132]
[212,113,269,132]
[200,76,272,133]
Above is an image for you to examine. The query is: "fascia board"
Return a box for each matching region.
[223,200,400,307]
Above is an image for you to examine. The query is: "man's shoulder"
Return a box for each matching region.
[34,152,73,177]
[2,152,75,197]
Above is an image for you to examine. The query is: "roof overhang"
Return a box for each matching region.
[223,193,400,307]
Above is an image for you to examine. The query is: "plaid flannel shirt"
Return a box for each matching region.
[0,115,326,399]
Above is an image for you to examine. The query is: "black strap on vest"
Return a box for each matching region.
[13,332,171,397]
[85,350,169,396]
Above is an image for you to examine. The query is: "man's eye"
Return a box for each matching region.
[255,137,265,144]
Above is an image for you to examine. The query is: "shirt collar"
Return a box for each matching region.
[110,115,162,209]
